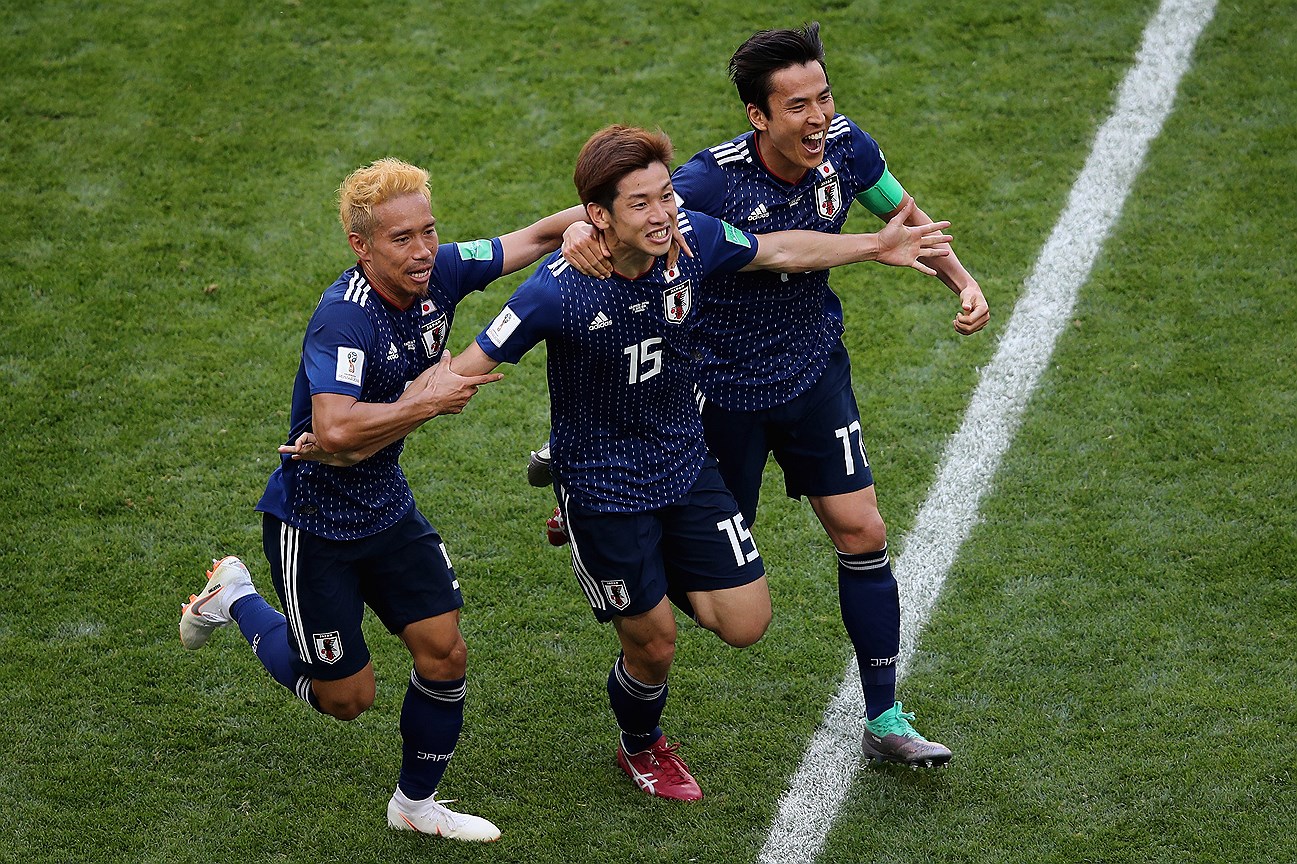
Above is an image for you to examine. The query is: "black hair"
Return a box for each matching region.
[728,22,828,117]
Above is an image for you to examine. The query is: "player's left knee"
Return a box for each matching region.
[830,513,887,555]
[316,682,376,721]
[717,616,769,648]
[698,603,771,648]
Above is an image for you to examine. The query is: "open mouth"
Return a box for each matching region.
[408,267,431,283]
[802,130,826,155]
[647,227,671,245]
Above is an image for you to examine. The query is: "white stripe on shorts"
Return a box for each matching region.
[279,522,309,662]
[560,484,606,612]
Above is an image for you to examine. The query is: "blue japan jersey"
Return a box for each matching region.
[476,210,758,513]
[671,113,887,411]
[257,238,505,540]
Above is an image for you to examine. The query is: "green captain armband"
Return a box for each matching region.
[856,167,906,216]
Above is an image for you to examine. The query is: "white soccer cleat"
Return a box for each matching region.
[178,556,255,650]
[386,790,501,842]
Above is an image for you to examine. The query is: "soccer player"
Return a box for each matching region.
[178,158,597,841]
[559,23,989,768]
[450,125,953,800]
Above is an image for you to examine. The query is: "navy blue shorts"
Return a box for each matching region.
[261,507,463,681]
[700,343,874,526]
[558,460,765,624]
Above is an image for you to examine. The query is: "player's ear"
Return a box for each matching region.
[587,202,612,231]
[348,232,370,261]
[746,102,769,132]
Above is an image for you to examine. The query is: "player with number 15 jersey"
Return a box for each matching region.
[477,208,756,517]
[452,125,953,800]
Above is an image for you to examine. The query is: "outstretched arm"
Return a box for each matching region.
[882,197,989,335]
[448,341,503,377]
[499,203,696,278]
[497,205,591,277]
[744,195,951,275]
[561,215,693,279]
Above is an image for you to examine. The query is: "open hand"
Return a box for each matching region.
[876,195,952,275]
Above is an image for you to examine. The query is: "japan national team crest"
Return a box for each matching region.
[815,161,842,220]
[312,631,344,665]
[420,300,449,358]
[662,281,692,324]
[601,580,631,611]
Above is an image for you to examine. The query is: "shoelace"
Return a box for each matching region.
[648,742,690,772]
[406,796,464,826]
[871,704,926,740]
[894,710,933,741]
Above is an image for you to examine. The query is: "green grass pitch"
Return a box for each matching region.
[1,1,1293,862]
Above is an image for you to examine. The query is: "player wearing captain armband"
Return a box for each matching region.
[556,23,989,769]
[452,125,951,800]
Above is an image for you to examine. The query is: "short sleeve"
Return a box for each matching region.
[681,210,759,278]
[671,151,728,215]
[434,237,506,303]
[841,115,887,192]
[475,264,561,365]
[302,299,375,399]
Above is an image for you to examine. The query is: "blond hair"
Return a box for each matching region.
[337,158,431,240]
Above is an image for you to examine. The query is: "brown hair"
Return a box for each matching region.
[573,125,674,211]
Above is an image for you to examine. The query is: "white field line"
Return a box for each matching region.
[756,1,1218,861]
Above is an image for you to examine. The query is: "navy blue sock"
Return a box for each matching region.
[398,671,466,800]
[607,654,666,754]
[837,546,900,720]
[230,594,320,713]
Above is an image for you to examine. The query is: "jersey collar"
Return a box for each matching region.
[357,263,417,311]
[752,131,811,186]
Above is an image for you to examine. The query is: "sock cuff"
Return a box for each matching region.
[620,727,665,754]
[612,655,666,701]
[837,544,890,570]
[295,676,324,712]
[228,591,264,620]
[409,670,467,704]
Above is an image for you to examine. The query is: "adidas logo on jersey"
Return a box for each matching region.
[589,311,612,330]
[747,203,770,222]
[386,342,400,361]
